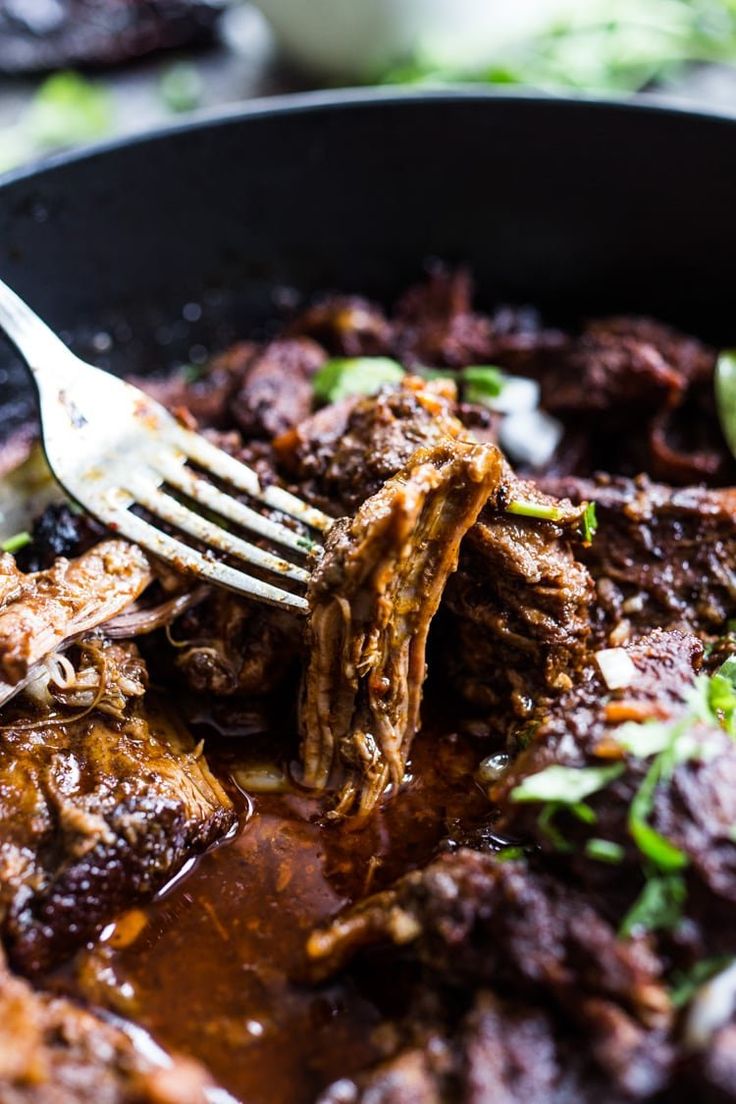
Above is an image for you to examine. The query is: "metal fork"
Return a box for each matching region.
[0,278,333,613]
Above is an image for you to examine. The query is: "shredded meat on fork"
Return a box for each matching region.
[300,439,502,820]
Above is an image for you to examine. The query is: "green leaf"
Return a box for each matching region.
[505,499,565,523]
[585,838,625,864]
[28,71,113,150]
[581,501,598,543]
[628,755,689,871]
[1,531,31,554]
[460,365,505,403]
[619,872,686,938]
[709,669,736,736]
[716,350,736,461]
[312,357,405,403]
[614,719,673,759]
[537,803,573,853]
[510,762,624,805]
[160,63,203,114]
[670,955,735,1009]
[494,845,525,862]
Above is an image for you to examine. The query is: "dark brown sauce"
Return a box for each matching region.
[62,727,489,1104]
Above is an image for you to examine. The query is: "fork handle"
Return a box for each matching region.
[0,276,78,377]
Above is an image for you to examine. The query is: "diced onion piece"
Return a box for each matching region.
[595,647,638,691]
[476,752,510,785]
[487,376,540,414]
[499,409,563,469]
[685,962,736,1049]
[234,765,290,795]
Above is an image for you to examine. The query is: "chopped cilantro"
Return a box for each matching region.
[506,499,565,523]
[313,357,405,403]
[585,838,625,864]
[1,531,31,554]
[670,956,735,1009]
[28,71,113,150]
[619,871,686,938]
[510,762,624,805]
[537,803,573,853]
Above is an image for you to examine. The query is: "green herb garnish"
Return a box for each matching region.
[581,501,598,543]
[313,357,405,403]
[619,870,687,938]
[510,762,624,804]
[1,531,31,554]
[28,71,113,150]
[494,845,526,862]
[461,365,505,404]
[585,838,625,864]
[716,350,736,461]
[670,955,735,1008]
[160,63,203,114]
[506,499,565,523]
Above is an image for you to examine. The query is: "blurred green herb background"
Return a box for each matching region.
[1,0,735,176]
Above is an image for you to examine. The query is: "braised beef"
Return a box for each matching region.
[539,474,736,640]
[301,439,501,819]
[0,641,234,974]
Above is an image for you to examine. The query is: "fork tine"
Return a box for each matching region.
[103,508,309,612]
[156,456,320,555]
[169,425,333,532]
[130,480,310,585]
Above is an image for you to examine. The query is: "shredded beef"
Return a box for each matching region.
[301,440,501,819]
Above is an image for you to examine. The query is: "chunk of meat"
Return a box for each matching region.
[494,630,736,914]
[308,851,671,1097]
[301,440,502,819]
[288,295,393,357]
[0,945,214,1103]
[443,475,593,717]
[0,642,235,974]
[0,541,152,689]
[391,268,495,368]
[539,474,736,640]
[276,376,464,516]
[231,337,326,439]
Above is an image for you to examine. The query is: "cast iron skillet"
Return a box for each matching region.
[0,88,735,442]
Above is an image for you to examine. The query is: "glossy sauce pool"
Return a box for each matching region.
[59,729,489,1104]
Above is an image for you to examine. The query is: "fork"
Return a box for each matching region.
[0,277,333,613]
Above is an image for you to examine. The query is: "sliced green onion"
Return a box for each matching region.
[715,350,736,461]
[581,501,598,542]
[461,365,505,403]
[312,357,405,403]
[619,871,686,938]
[585,838,625,864]
[1,531,31,554]
[506,499,565,523]
[510,762,624,805]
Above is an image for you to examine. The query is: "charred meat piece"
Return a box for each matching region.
[231,337,326,440]
[391,268,495,368]
[0,641,234,974]
[309,850,671,1097]
[288,295,393,358]
[493,629,736,914]
[0,945,213,1103]
[443,474,593,717]
[0,540,151,689]
[276,376,464,516]
[301,440,502,819]
[540,474,736,639]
